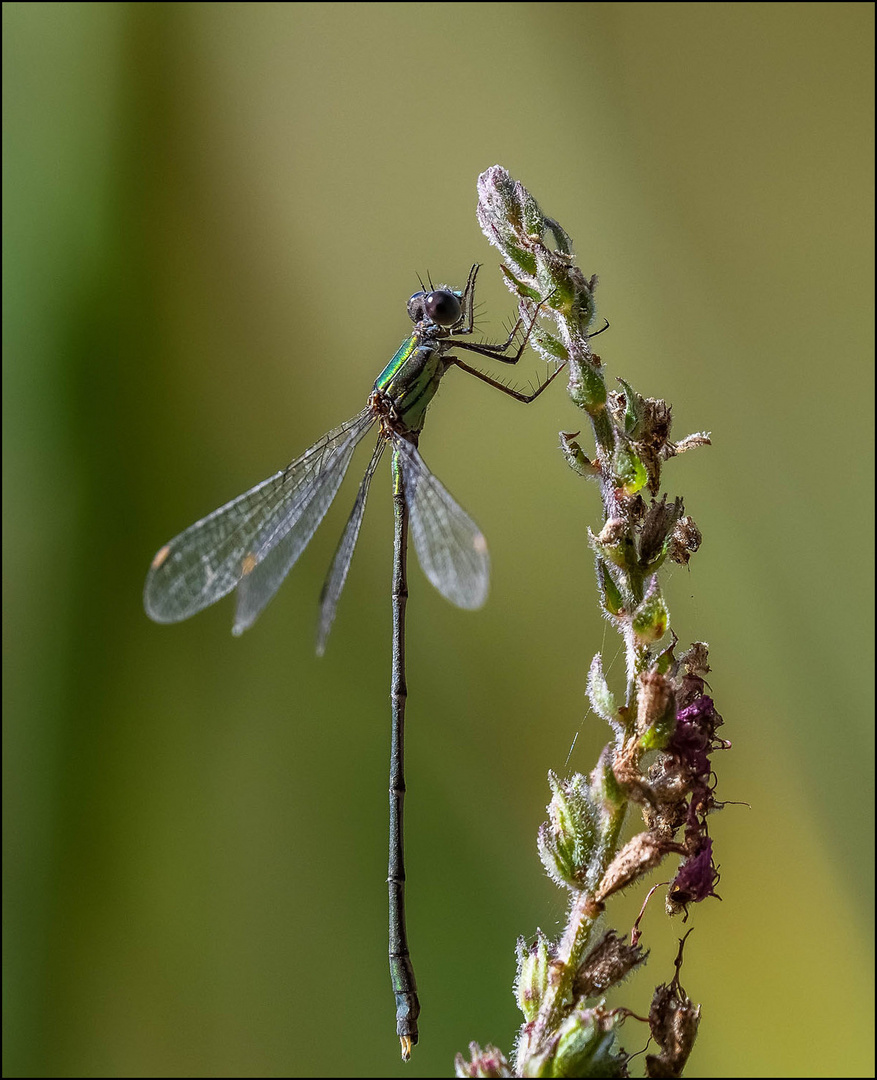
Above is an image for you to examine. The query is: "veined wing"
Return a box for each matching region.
[144,410,376,628]
[392,436,490,610]
[232,413,377,635]
[315,436,386,656]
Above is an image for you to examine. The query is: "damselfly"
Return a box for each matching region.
[144,263,565,1058]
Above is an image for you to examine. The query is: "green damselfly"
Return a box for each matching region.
[144,264,565,1058]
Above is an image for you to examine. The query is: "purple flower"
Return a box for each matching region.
[669,836,721,905]
[668,695,722,781]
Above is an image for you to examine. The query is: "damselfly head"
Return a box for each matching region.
[406,288,462,328]
[406,291,426,323]
[424,289,462,326]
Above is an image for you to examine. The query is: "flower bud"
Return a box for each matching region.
[514,930,553,1021]
[590,518,632,570]
[454,1042,512,1078]
[537,772,597,890]
[551,1005,628,1079]
[568,356,608,412]
[639,496,684,571]
[612,442,648,495]
[637,670,677,752]
[632,578,669,644]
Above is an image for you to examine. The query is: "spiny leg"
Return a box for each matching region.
[449,264,526,350]
[450,293,551,365]
[451,262,481,336]
[450,354,568,404]
[450,314,527,352]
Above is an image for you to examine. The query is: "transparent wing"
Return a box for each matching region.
[144,410,376,628]
[315,436,386,656]
[392,437,490,610]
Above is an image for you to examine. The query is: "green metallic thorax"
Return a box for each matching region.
[374,334,447,435]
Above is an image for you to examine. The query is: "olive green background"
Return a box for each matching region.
[4,3,873,1077]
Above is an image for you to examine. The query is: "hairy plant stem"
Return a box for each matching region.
[514,794,628,1073]
[457,166,719,1080]
[515,356,634,1073]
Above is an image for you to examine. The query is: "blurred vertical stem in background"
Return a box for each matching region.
[455,168,728,1078]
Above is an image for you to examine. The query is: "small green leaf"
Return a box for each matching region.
[519,183,545,238]
[532,328,569,362]
[595,558,625,615]
[560,432,599,478]
[500,263,540,299]
[632,578,669,644]
[616,377,643,435]
[544,216,573,255]
[654,636,678,674]
[587,654,617,722]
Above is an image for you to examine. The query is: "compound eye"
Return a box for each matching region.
[424,289,462,327]
[407,291,427,323]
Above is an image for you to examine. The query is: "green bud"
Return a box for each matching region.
[551,1005,628,1078]
[540,260,578,315]
[590,746,628,811]
[477,166,540,276]
[537,772,597,890]
[590,520,634,571]
[454,1042,513,1078]
[612,443,648,495]
[537,823,577,891]
[568,357,607,412]
[476,165,522,232]
[490,167,522,227]
[514,931,552,1021]
[632,578,670,644]
[636,670,677,752]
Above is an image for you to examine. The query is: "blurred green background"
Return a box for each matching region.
[4,3,873,1077]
